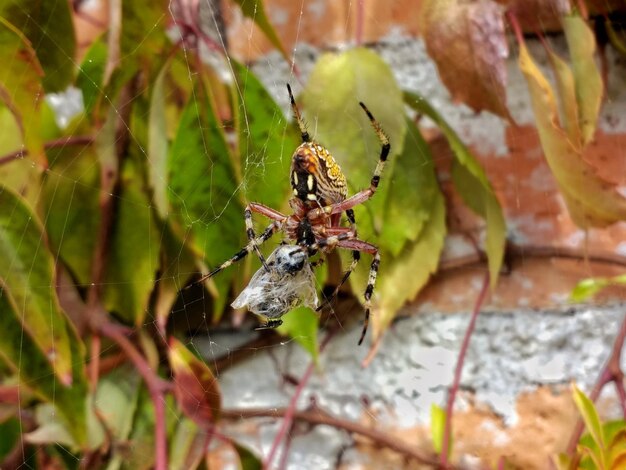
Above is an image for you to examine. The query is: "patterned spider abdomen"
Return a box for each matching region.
[290,142,348,206]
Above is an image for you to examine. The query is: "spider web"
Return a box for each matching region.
[3,0,626,469]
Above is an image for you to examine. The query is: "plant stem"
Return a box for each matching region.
[567,312,626,454]
[0,135,94,166]
[441,272,490,468]
[99,321,170,470]
[263,332,333,468]
[222,407,441,467]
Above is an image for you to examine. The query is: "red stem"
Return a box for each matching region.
[506,11,524,46]
[441,272,490,467]
[89,335,101,393]
[0,135,94,166]
[99,322,170,470]
[263,333,333,468]
[567,312,626,454]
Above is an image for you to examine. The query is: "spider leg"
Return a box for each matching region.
[192,221,280,286]
[247,202,288,270]
[287,84,310,143]
[331,238,380,346]
[306,104,390,220]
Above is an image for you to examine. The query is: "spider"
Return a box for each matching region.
[195,84,390,345]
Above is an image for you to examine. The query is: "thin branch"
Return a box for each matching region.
[438,242,626,274]
[263,333,333,468]
[567,312,626,454]
[0,135,94,166]
[98,322,171,470]
[441,272,490,468]
[221,407,442,467]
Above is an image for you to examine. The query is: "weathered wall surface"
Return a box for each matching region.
[207,1,626,468]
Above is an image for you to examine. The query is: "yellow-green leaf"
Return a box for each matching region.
[563,14,603,145]
[381,118,438,256]
[431,404,450,456]
[518,39,626,228]
[103,157,160,325]
[572,383,605,452]
[546,46,581,147]
[0,292,88,445]
[0,18,45,166]
[373,190,446,337]
[404,92,505,288]
[571,275,626,302]
[302,48,406,244]
[0,0,76,92]
[276,306,319,361]
[0,186,74,384]
[149,61,170,219]
[553,453,572,470]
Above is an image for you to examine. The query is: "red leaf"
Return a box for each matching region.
[169,338,221,428]
[421,0,511,119]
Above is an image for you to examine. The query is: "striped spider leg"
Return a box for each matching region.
[194,203,286,285]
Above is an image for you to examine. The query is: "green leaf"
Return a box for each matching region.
[149,61,170,219]
[404,91,505,289]
[120,388,158,470]
[169,418,207,470]
[570,277,610,302]
[0,0,76,92]
[40,142,101,285]
[0,186,74,383]
[169,338,221,427]
[553,453,572,470]
[233,441,262,470]
[0,417,20,460]
[373,189,446,336]
[276,306,319,361]
[155,225,196,332]
[120,0,169,70]
[0,18,45,166]
[232,0,291,65]
[76,39,107,116]
[168,85,243,320]
[381,118,438,256]
[302,48,406,239]
[102,157,159,325]
[0,292,88,445]
[96,365,142,441]
[430,404,451,457]
[0,105,41,208]
[517,38,626,228]
[562,14,603,146]
[233,61,300,210]
[572,383,605,456]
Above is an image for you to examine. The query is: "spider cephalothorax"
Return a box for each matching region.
[192,84,390,344]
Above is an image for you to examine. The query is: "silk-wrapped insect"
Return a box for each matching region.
[231,244,318,328]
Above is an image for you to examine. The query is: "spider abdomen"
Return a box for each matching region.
[290,142,348,205]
